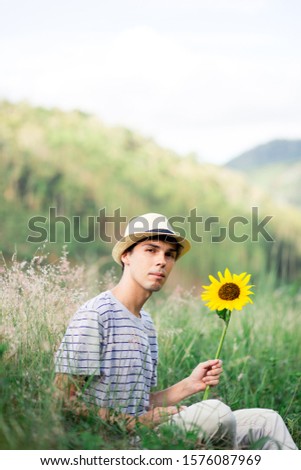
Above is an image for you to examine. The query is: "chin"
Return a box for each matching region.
[147,283,164,292]
[151,286,162,292]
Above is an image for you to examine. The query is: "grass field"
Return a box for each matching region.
[1,252,300,450]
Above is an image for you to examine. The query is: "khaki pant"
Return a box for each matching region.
[170,399,298,450]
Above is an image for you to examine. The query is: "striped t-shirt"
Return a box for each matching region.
[55,290,158,416]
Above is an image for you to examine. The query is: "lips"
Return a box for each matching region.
[149,272,165,279]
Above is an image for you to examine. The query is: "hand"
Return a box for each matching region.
[187,359,223,394]
[129,405,187,430]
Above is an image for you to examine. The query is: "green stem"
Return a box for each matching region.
[203,310,231,400]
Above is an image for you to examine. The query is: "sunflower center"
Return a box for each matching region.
[218,282,240,301]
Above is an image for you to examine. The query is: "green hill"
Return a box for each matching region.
[1,101,301,286]
[226,139,301,170]
[225,140,301,207]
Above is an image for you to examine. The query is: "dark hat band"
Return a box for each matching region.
[145,228,174,234]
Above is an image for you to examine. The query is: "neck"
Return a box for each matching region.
[111,276,152,318]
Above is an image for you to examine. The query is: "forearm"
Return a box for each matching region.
[150,377,194,407]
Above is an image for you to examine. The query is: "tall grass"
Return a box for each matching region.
[0,252,300,449]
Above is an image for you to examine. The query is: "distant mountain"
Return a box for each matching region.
[225,140,301,208]
[226,140,301,171]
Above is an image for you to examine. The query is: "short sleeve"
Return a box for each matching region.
[150,337,158,387]
[55,309,103,376]
[142,312,158,388]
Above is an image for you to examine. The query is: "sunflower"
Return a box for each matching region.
[201,268,254,312]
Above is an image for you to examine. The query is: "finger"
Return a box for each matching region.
[211,360,223,369]
[158,406,179,417]
[204,366,222,377]
[208,367,223,376]
[203,359,223,369]
[203,378,219,387]
[178,405,187,412]
[204,374,221,383]
[204,371,221,379]
[203,372,221,381]
[167,406,181,415]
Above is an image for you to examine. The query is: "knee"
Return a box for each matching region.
[201,400,236,448]
[204,399,236,434]
[180,399,236,440]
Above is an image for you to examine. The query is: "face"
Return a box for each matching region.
[121,239,178,293]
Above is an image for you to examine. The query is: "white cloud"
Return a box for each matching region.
[1,12,301,164]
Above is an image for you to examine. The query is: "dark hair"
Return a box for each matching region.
[120,235,182,270]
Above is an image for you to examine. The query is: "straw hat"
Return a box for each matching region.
[112,212,191,265]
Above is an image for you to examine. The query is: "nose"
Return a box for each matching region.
[155,251,166,267]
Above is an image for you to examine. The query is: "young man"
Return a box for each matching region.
[54,213,297,449]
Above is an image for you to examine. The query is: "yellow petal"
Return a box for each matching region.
[237,272,247,280]
[209,274,219,284]
[240,273,251,286]
[224,268,232,282]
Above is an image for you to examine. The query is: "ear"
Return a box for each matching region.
[121,251,131,266]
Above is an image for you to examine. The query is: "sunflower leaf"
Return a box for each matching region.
[216,308,228,322]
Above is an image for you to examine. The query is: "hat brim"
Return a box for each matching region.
[112,231,191,265]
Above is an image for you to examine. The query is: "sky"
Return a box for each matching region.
[1,0,301,164]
